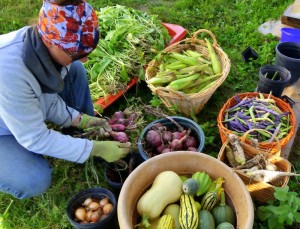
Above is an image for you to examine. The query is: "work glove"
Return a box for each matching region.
[78,114,112,138]
[90,141,131,162]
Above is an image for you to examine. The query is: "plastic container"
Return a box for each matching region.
[242,46,259,62]
[257,64,291,97]
[280,28,300,43]
[275,42,300,85]
[137,116,205,161]
[66,187,117,229]
[117,151,254,229]
[94,23,187,110]
[104,152,144,193]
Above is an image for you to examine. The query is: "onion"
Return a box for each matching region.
[156,144,165,153]
[110,124,126,132]
[161,147,172,153]
[187,146,198,151]
[183,136,198,148]
[171,131,184,140]
[110,131,129,143]
[88,202,100,211]
[124,113,136,126]
[170,139,183,150]
[103,203,114,215]
[145,130,162,147]
[99,197,109,207]
[83,197,92,207]
[162,131,172,143]
[113,111,124,119]
[90,211,101,223]
[75,207,86,221]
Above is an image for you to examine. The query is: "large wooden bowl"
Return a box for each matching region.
[117,151,254,229]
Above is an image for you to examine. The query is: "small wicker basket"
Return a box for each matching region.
[218,140,291,203]
[145,29,230,117]
[217,92,296,154]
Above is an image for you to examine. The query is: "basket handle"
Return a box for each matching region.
[240,128,281,154]
[190,29,218,46]
[167,29,219,48]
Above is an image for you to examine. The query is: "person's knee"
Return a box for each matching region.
[2,166,52,199]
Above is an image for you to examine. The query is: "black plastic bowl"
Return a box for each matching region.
[66,187,117,229]
[137,116,205,161]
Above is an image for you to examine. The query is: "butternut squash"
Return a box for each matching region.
[137,171,183,228]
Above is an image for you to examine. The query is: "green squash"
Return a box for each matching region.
[182,178,199,195]
[212,189,235,226]
[198,210,215,229]
[216,222,234,229]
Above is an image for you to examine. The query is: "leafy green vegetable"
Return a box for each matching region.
[256,186,300,229]
[84,5,171,100]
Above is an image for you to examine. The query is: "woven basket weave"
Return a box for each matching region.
[217,92,296,154]
[218,140,291,203]
[145,29,230,117]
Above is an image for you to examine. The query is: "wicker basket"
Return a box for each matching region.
[145,29,230,117]
[217,92,296,154]
[218,140,291,203]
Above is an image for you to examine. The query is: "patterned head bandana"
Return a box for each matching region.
[37,0,99,59]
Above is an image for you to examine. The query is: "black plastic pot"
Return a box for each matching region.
[275,42,300,85]
[66,187,117,229]
[104,153,143,194]
[257,64,291,98]
[242,46,259,62]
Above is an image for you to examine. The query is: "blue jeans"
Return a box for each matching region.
[0,61,93,199]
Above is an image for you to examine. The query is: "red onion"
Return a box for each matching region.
[110,131,129,143]
[161,147,172,153]
[110,124,126,132]
[156,144,165,153]
[183,136,198,148]
[171,131,184,140]
[170,139,183,150]
[113,111,124,119]
[187,147,198,151]
[145,130,162,147]
[124,113,136,126]
[162,131,172,143]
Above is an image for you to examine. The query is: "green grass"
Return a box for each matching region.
[1,0,300,228]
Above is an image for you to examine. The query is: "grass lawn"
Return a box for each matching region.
[1,0,300,228]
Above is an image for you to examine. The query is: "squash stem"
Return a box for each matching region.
[220,189,226,206]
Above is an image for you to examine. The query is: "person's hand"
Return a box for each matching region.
[78,114,112,137]
[90,141,131,162]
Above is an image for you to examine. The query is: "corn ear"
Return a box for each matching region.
[167,74,199,91]
[205,38,222,74]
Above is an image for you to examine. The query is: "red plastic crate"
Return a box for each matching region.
[94,23,187,110]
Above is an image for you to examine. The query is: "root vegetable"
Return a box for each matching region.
[114,111,124,119]
[187,146,197,151]
[90,211,101,223]
[241,170,300,183]
[146,130,162,147]
[228,134,246,165]
[99,197,109,207]
[110,131,129,143]
[83,197,92,207]
[162,131,172,142]
[110,124,126,132]
[156,144,166,153]
[183,136,197,148]
[171,131,184,140]
[103,203,114,215]
[88,202,100,211]
[75,207,86,221]
[170,139,183,150]
[161,147,171,153]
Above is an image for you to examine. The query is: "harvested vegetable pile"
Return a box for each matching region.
[223,93,291,142]
[147,39,222,94]
[84,5,171,101]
